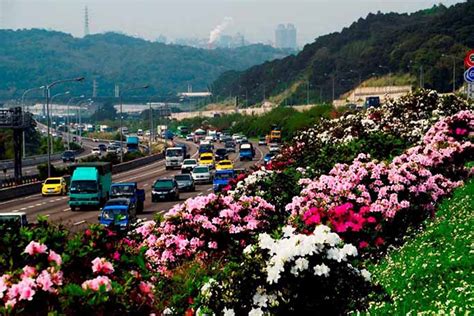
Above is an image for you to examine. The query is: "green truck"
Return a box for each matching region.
[68,162,112,211]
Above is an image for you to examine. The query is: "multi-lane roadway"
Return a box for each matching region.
[0,140,267,231]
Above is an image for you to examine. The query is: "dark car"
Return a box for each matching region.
[174,174,195,192]
[215,148,229,161]
[151,178,179,202]
[62,150,76,163]
[264,152,274,165]
[225,141,236,153]
[98,144,107,152]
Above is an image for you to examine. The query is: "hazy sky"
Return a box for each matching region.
[0,0,465,45]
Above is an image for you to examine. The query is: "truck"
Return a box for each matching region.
[98,198,136,231]
[109,182,145,213]
[365,96,381,108]
[175,143,190,159]
[266,125,282,144]
[193,128,206,143]
[68,162,112,211]
[239,143,255,161]
[165,147,184,170]
[126,135,140,153]
[177,126,189,138]
[213,169,235,193]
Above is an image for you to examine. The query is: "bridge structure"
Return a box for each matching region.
[0,107,34,184]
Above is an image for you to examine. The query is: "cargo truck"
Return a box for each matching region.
[239,143,255,161]
[109,182,145,213]
[165,147,184,170]
[68,162,112,211]
[126,135,140,153]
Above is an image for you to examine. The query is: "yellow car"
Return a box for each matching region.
[42,177,67,196]
[199,153,215,168]
[216,159,234,170]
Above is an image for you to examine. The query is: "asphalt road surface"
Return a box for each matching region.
[0,140,268,231]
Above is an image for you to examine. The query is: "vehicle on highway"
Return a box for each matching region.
[215,148,229,161]
[151,178,179,202]
[264,152,274,165]
[232,134,241,140]
[235,136,243,144]
[91,147,101,156]
[191,166,212,184]
[186,134,194,141]
[99,198,136,231]
[98,144,107,152]
[225,141,236,153]
[175,143,190,159]
[181,159,198,173]
[213,169,235,193]
[193,129,206,143]
[177,126,189,138]
[269,143,280,154]
[0,213,28,229]
[126,136,140,153]
[109,182,145,214]
[239,143,255,161]
[69,162,112,211]
[365,96,381,108]
[266,125,282,144]
[93,138,99,142]
[216,159,234,171]
[137,129,144,136]
[205,135,215,143]
[42,177,68,196]
[199,152,215,169]
[199,143,213,154]
[107,145,118,154]
[258,137,267,146]
[165,147,185,170]
[62,150,76,163]
[174,174,195,192]
[115,146,125,155]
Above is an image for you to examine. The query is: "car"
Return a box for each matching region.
[199,153,215,168]
[214,148,229,161]
[186,134,194,141]
[258,137,266,146]
[235,136,243,144]
[42,177,67,196]
[269,143,280,153]
[181,159,198,173]
[213,169,235,192]
[264,153,274,165]
[191,166,212,184]
[225,141,236,153]
[107,145,118,154]
[99,198,136,231]
[151,178,179,202]
[61,150,76,163]
[115,147,124,155]
[216,159,234,171]
[91,147,101,156]
[174,174,195,192]
[0,213,28,229]
[93,138,99,142]
[98,144,107,152]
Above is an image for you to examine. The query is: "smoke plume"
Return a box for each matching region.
[209,17,233,44]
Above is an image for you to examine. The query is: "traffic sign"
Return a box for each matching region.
[465,50,474,68]
[464,67,474,83]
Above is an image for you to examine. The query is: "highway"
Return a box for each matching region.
[0,139,267,231]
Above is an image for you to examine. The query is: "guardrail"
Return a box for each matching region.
[0,148,85,170]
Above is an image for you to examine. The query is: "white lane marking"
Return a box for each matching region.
[20,207,27,211]
[62,208,69,212]
[35,203,42,206]
[49,200,56,203]
[207,188,212,191]
[11,210,19,213]
[45,214,50,217]
[198,193,203,196]
[27,205,34,209]
[73,220,86,226]
[143,183,149,187]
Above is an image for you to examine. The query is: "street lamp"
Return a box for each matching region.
[441,54,458,93]
[21,86,45,158]
[119,85,150,163]
[45,77,85,177]
[48,91,70,156]
[66,95,85,150]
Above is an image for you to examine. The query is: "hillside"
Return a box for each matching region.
[211,1,474,106]
[0,30,290,101]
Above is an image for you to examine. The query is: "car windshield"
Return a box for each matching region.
[102,209,128,220]
[105,200,130,206]
[215,173,233,180]
[166,149,183,157]
[225,142,234,147]
[63,151,74,157]
[70,180,97,193]
[216,149,227,155]
[201,157,212,162]
[219,161,231,166]
[175,175,191,181]
[194,167,209,173]
[110,185,134,196]
[154,180,174,189]
[183,160,197,165]
[45,179,61,184]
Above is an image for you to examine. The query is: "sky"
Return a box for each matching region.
[0,0,465,46]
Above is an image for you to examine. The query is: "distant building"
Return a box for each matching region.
[275,24,297,49]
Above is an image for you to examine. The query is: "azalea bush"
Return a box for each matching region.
[286,110,473,251]
[197,226,374,315]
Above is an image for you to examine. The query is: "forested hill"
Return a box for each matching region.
[211,1,474,106]
[0,29,290,100]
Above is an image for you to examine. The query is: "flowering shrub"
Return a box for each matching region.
[287,110,473,250]
[131,194,276,273]
[198,226,374,315]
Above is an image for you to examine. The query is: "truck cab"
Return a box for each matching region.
[126,135,140,153]
[109,182,145,213]
[165,147,184,170]
[99,198,136,231]
[213,169,235,193]
[239,143,255,161]
[68,162,112,211]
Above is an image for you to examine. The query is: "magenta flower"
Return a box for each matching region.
[91,257,115,275]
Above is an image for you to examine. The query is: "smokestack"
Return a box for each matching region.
[208,17,233,47]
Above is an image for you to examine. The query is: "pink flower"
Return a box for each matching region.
[112,251,121,261]
[5,299,16,309]
[24,241,47,256]
[81,276,112,292]
[17,277,36,301]
[0,275,9,299]
[36,271,55,293]
[91,257,114,275]
[21,266,37,278]
[359,241,369,249]
[48,250,62,266]
[208,241,218,249]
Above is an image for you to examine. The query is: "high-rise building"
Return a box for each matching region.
[274,23,297,49]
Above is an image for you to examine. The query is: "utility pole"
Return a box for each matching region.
[306,80,310,105]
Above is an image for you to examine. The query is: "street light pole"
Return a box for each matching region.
[48,91,70,158]
[21,86,45,158]
[45,77,85,177]
[66,95,85,150]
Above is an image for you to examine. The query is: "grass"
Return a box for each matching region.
[365,178,474,314]
[361,73,415,87]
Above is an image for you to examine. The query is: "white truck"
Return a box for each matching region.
[165,147,184,170]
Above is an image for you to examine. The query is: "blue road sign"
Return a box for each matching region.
[464,67,474,83]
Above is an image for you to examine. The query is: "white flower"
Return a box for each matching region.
[360,269,371,282]
[243,244,255,255]
[313,264,330,277]
[222,307,235,316]
[201,278,216,298]
[253,290,269,308]
[163,307,174,315]
[341,244,358,258]
[248,308,264,316]
[282,225,296,237]
[326,248,344,262]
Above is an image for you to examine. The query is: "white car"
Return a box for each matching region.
[204,135,215,143]
[181,159,198,173]
[186,134,194,141]
[93,138,99,142]
[191,166,212,184]
[235,137,243,144]
[91,147,101,156]
[269,143,280,153]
